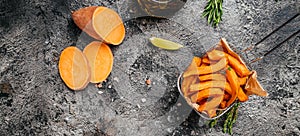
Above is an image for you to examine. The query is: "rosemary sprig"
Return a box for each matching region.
[223,102,240,134]
[202,0,223,27]
[209,102,240,135]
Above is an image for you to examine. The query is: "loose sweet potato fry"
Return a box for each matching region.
[199,73,226,82]
[237,87,248,102]
[83,41,114,83]
[59,46,91,90]
[189,80,226,92]
[190,88,224,103]
[225,66,239,107]
[245,71,268,97]
[198,95,224,112]
[183,57,227,77]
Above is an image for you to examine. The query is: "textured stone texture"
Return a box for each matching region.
[0,0,299,135]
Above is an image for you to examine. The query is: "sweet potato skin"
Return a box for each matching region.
[72,6,102,40]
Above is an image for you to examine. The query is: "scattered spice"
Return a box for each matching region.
[145,79,151,85]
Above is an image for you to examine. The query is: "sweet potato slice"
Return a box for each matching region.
[92,6,125,45]
[72,6,102,40]
[83,41,114,83]
[59,46,90,90]
[208,49,251,77]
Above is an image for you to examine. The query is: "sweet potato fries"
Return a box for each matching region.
[181,38,268,118]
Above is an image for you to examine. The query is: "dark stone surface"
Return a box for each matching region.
[0,0,299,135]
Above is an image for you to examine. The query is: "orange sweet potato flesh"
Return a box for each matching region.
[225,66,239,107]
[183,57,227,77]
[202,57,210,64]
[181,75,199,96]
[59,46,91,90]
[180,38,268,118]
[205,108,217,118]
[227,54,251,77]
[199,73,226,82]
[191,88,224,103]
[189,80,226,93]
[237,87,248,102]
[92,7,125,45]
[198,95,224,112]
[83,41,114,83]
[207,49,226,60]
[72,6,102,40]
[192,56,202,66]
[219,101,227,109]
[223,93,230,101]
[219,39,251,77]
[208,49,251,77]
[238,77,248,86]
[182,57,201,78]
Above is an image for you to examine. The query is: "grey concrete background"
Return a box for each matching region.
[0,0,299,135]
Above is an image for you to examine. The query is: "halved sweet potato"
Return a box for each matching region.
[83,41,114,83]
[92,6,125,45]
[59,46,91,90]
[72,6,102,40]
[72,6,125,45]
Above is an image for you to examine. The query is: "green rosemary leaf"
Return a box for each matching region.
[202,0,224,27]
